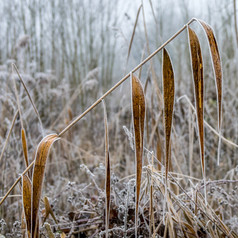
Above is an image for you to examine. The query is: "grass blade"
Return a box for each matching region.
[102,100,110,238]
[31,134,59,238]
[162,48,175,183]
[131,73,145,236]
[22,128,29,168]
[12,63,44,136]
[22,174,32,238]
[197,20,222,130]
[188,27,206,199]
[126,4,142,65]
[197,19,223,165]
[157,139,162,171]
[43,196,57,224]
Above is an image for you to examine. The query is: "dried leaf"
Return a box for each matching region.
[43,196,51,222]
[196,19,223,165]
[163,216,169,238]
[102,100,110,238]
[197,20,222,131]
[22,174,31,238]
[182,222,197,236]
[43,196,57,224]
[167,213,175,238]
[156,140,162,171]
[32,134,59,238]
[162,48,175,182]
[131,73,145,233]
[188,27,205,177]
[21,211,26,237]
[22,128,29,168]
[126,4,142,64]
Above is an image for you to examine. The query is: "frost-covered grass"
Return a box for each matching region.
[0,1,238,237]
[0,48,237,237]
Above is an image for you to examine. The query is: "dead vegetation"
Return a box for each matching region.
[0,1,238,238]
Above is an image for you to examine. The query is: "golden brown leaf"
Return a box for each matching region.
[22,128,29,168]
[156,140,162,171]
[22,174,31,238]
[43,196,51,222]
[197,19,222,131]
[131,73,145,232]
[43,196,57,224]
[188,27,205,176]
[32,134,59,238]
[162,48,175,182]
[196,19,223,165]
[21,210,27,238]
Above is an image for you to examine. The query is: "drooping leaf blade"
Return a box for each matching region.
[22,174,32,238]
[196,19,223,165]
[43,196,58,224]
[162,48,175,182]
[197,19,222,131]
[188,27,205,176]
[22,128,29,168]
[131,73,145,235]
[32,134,59,238]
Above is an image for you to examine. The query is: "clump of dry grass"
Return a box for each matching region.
[0,17,238,238]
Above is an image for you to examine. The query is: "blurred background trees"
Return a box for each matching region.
[0,0,237,87]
